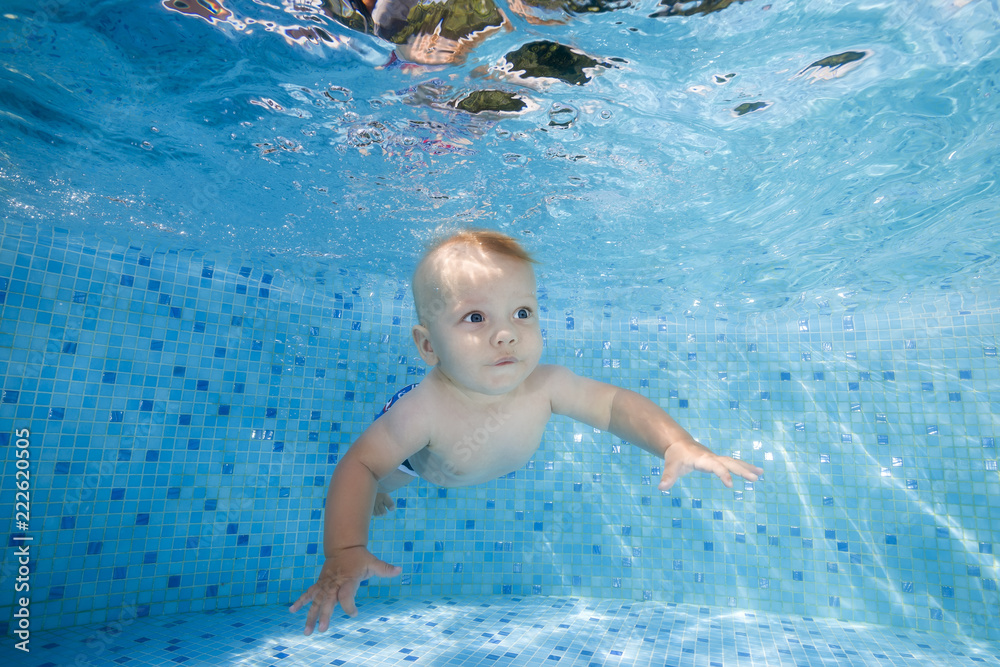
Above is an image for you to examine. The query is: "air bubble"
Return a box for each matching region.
[348,126,384,147]
[277,137,302,152]
[548,103,578,127]
[325,86,352,103]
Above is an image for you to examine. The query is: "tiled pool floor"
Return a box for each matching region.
[16,596,1000,667]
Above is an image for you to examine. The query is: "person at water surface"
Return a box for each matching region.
[290,229,764,635]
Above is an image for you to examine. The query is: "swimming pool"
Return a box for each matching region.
[1,0,998,665]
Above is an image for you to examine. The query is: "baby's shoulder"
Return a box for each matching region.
[375,381,441,434]
[383,381,435,416]
[521,364,581,403]
[527,363,578,389]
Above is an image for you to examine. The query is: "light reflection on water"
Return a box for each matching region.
[1,0,997,313]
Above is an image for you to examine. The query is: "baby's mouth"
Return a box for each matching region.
[493,356,517,366]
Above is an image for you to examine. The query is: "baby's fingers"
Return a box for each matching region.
[314,593,340,633]
[288,589,312,614]
[658,458,692,491]
[338,580,361,618]
[709,459,735,488]
[718,458,763,486]
[730,459,764,481]
[305,587,341,635]
[302,589,324,635]
[291,582,340,636]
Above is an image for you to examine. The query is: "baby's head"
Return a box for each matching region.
[411,230,542,395]
[412,230,536,326]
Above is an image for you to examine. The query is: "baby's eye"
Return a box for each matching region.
[515,308,532,319]
[463,312,484,323]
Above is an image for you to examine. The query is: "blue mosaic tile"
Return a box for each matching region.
[12,597,1000,667]
[0,220,998,651]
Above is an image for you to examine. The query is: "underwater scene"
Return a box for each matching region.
[1,0,999,665]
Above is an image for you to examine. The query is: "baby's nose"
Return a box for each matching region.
[492,326,517,346]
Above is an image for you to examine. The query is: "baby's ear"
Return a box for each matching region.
[411,325,438,366]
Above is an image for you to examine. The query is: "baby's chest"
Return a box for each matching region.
[430,399,551,466]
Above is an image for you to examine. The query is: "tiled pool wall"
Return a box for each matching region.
[0,220,997,643]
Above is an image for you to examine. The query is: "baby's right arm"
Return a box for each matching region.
[289,392,430,634]
[288,446,400,634]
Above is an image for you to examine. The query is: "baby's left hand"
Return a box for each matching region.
[658,438,763,491]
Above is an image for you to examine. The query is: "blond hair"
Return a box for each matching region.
[421,229,536,265]
[412,229,537,324]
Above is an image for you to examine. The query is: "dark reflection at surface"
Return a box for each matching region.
[322,0,509,64]
[503,40,610,86]
[316,0,638,65]
[161,0,764,70]
[797,50,872,79]
[507,0,632,23]
[733,100,768,116]
[548,0,632,13]
[807,51,866,70]
[650,0,752,18]
[320,0,376,34]
[393,77,535,115]
[161,0,232,23]
[454,89,528,114]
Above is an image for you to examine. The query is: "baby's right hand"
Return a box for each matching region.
[289,546,402,635]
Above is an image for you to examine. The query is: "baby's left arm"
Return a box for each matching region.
[543,365,762,490]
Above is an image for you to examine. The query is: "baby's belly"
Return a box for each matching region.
[409,442,538,488]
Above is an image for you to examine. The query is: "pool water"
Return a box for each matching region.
[1,0,999,665]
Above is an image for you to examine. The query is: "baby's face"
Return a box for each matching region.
[413,247,542,397]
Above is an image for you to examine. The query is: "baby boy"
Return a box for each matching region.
[290,229,763,635]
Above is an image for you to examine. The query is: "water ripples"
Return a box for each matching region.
[0,1,997,314]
